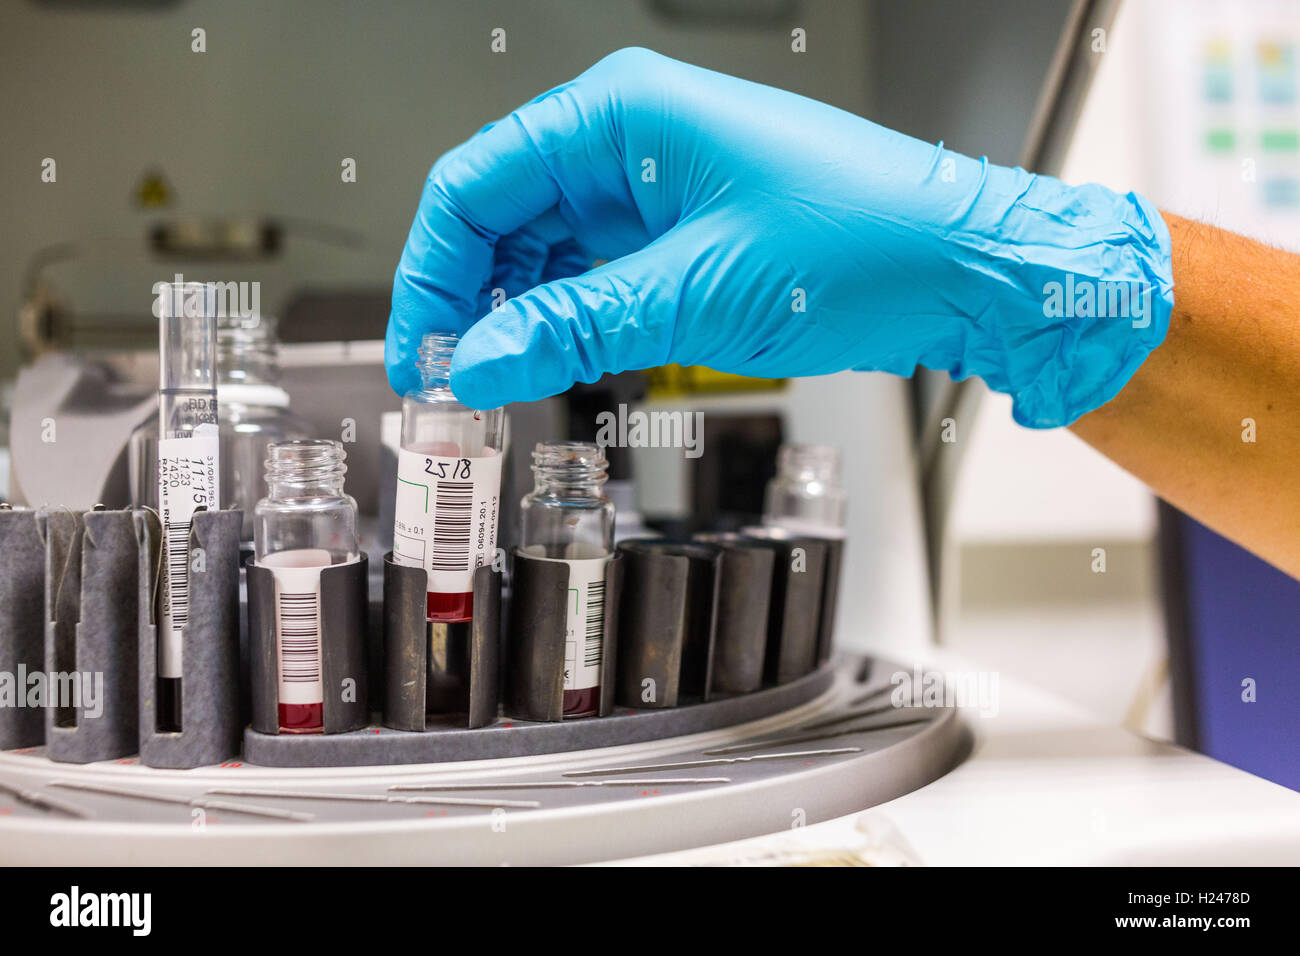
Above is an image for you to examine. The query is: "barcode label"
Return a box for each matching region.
[393,449,502,595]
[560,556,611,692]
[431,480,473,571]
[278,591,321,684]
[584,580,605,668]
[259,553,331,707]
[164,521,191,630]
[157,429,220,680]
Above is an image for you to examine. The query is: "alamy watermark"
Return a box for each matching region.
[151,273,260,321]
[890,666,999,718]
[595,403,704,459]
[1042,274,1152,329]
[0,666,104,718]
[50,886,151,936]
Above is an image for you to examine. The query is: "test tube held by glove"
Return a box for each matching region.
[391,333,505,623]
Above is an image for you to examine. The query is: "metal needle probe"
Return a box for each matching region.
[561,747,862,777]
[49,780,314,822]
[0,779,92,818]
[388,777,732,792]
[206,787,542,809]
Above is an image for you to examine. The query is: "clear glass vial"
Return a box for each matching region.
[763,444,847,538]
[254,439,359,734]
[216,314,312,546]
[520,441,615,718]
[521,441,615,559]
[393,332,506,623]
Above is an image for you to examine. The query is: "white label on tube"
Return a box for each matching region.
[259,549,334,707]
[562,556,611,692]
[157,424,220,679]
[392,449,501,595]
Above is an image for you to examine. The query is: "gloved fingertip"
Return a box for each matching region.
[447,321,504,408]
[451,308,573,409]
[386,361,418,398]
[447,364,502,410]
[384,319,421,397]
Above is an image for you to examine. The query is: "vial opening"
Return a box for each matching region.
[158,282,219,395]
[416,332,458,388]
[218,314,279,385]
[531,440,608,487]
[264,439,347,486]
[418,331,457,365]
[777,444,843,485]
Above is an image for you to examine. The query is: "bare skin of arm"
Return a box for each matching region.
[1071,212,1300,577]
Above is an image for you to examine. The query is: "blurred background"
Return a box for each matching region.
[2,0,1297,790]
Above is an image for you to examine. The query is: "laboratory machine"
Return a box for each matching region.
[1,0,1298,867]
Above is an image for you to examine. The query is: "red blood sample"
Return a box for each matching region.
[427,590,474,623]
[563,686,599,719]
[279,701,323,734]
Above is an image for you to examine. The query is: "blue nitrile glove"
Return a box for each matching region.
[387,47,1174,428]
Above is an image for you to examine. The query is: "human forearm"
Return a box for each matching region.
[1072,213,1300,576]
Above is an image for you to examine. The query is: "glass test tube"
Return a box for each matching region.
[156,281,221,732]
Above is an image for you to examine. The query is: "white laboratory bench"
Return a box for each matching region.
[613,648,1300,866]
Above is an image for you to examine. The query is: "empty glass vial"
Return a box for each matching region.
[216,315,312,546]
[254,439,359,735]
[392,332,506,623]
[520,441,615,718]
[763,444,847,538]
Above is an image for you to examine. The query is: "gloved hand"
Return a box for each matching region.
[387,47,1174,428]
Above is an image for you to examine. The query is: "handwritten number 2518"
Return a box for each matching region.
[424,458,472,480]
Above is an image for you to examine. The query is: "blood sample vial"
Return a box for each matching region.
[392,333,506,623]
[519,441,615,718]
[254,440,360,734]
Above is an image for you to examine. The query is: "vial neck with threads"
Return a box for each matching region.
[401,332,504,456]
[218,314,280,390]
[418,332,455,390]
[763,444,847,538]
[520,441,615,561]
[254,440,359,567]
